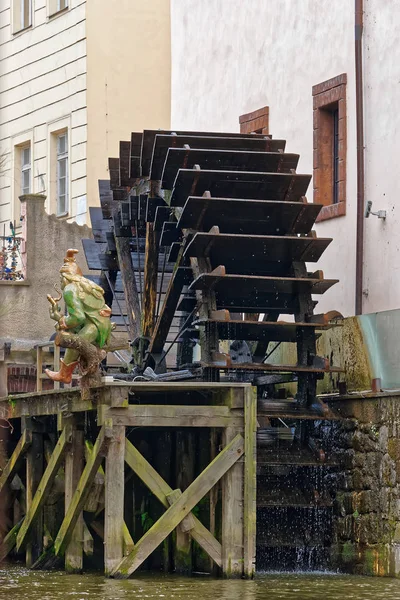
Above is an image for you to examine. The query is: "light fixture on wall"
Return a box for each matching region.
[365,201,386,220]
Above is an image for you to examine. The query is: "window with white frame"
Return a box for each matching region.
[56,132,69,216]
[21,145,31,196]
[13,0,31,33]
[49,0,68,17]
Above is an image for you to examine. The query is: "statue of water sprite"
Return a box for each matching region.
[45,249,112,384]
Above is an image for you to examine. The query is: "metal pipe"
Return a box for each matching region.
[355,0,365,315]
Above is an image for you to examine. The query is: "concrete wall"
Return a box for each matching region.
[170,0,400,317]
[0,0,88,225]
[85,0,171,209]
[0,193,92,356]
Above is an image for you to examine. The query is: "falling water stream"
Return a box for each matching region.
[1,566,400,600]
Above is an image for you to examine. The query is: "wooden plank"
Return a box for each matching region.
[108,405,243,428]
[243,387,257,578]
[141,222,159,339]
[149,133,286,179]
[170,169,311,206]
[124,438,222,568]
[184,232,332,268]
[149,265,192,355]
[123,522,135,556]
[104,424,125,575]
[83,521,94,556]
[17,425,72,552]
[190,272,337,296]
[54,426,110,557]
[0,429,32,494]
[161,148,299,188]
[65,423,84,573]
[0,520,22,562]
[113,435,244,577]
[193,318,334,343]
[114,236,141,339]
[25,426,44,566]
[221,428,244,577]
[177,197,322,236]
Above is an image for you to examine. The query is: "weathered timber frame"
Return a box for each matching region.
[0,382,257,579]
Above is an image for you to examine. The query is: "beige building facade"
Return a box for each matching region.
[0,0,171,229]
[170,0,399,317]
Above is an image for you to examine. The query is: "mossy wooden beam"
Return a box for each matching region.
[142,222,159,339]
[0,388,90,419]
[113,435,244,578]
[109,405,243,428]
[221,427,244,577]
[0,519,22,562]
[104,424,125,575]
[123,522,135,556]
[243,386,257,578]
[125,438,222,568]
[65,421,84,573]
[0,429,32,494]
[16,424,72,552]
[54,426,110,557]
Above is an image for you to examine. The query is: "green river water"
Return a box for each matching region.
[1,567,400,600]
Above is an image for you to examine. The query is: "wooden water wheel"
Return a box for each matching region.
[83,128,341,408]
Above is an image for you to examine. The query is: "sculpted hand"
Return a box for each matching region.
[49,304,62,322]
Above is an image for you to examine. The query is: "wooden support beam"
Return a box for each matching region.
[16,424,72,552]
[114,236,141,340]
[243,387,257,578]
[142,222,158,339]
[174,431,194,574]
[114,435,244,578]
[0,429,32,494]
[65,422,84,573]
[0,519,22,562]
[125,439,222,568]
[83,521,94,556]
[25,423,44,566]
[54,426,111,557]
[221,427,244,577]
[108,405,243,429]
[104,424,125,575]
[123,522,135,556]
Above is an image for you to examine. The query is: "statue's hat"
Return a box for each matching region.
[60,248,83,276]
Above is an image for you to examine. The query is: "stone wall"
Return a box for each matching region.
[325,393,400,576]
[0,194,93,392]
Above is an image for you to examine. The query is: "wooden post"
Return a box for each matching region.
[115,435,244,578]
[36,347,43,392]
[53,344,60,391]
[243,387,257,578]
[24,418,44,567]
[174,431,194,574]
[65,418,84,573]
[16,424,72,552]
[142,222,158,339]
[54,425,110,557]
[221,425,244,577]
[104,424,125,576]
[114,236,141,340]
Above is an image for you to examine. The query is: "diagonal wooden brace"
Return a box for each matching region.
[0,429,32,494]
[125,438,222,567]
[54,425,111,557]
[16,424,72,551]
[114,434,244,578]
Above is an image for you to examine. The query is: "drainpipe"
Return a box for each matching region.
[355,0,365,315]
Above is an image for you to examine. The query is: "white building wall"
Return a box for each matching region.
[171,0,398,317]
[0,0,87,229]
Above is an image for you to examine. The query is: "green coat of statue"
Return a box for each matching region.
[45,248,112,384]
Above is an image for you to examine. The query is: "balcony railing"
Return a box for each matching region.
[0,233,25,281]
